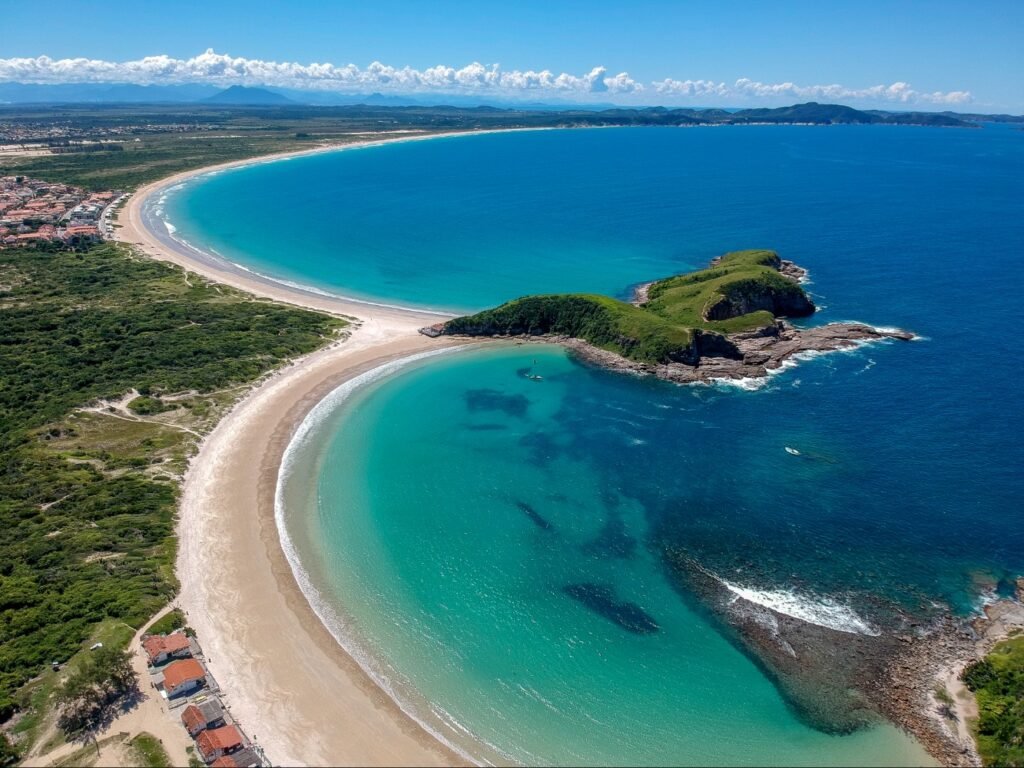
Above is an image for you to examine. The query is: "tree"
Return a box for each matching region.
[54,646,138,741]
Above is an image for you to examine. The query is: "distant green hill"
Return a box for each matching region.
[438,249,815,364]
[202,85,297,105]
[730,102,968,127]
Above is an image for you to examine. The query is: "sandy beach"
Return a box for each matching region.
[113,134,489,765]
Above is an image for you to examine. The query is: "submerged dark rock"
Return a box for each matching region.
[563,583,660,634]
[464,388,529,417]
[516,500,554,531]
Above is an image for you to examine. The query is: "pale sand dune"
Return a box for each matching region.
[112,136,495,765]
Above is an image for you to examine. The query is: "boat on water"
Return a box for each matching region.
[785,446,801,455]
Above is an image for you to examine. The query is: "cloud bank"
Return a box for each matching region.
[0,49,971,106]
[654,77,972,105]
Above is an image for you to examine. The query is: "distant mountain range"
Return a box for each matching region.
[0,81,1020,124]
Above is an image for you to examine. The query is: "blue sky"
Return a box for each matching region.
[1,0,1021,111]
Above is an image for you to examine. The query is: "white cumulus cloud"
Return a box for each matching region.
[0,50,971,106]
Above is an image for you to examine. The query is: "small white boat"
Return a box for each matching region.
[784,446,801,456]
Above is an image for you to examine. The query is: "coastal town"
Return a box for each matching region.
[0,175,119,248]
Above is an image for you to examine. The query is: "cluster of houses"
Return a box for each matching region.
[0,119,214,145]
[142,630,265,767]
[0,175,118,248]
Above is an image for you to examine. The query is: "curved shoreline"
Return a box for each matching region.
[114,132,514,765]
[116,126,547,322]
[274,345,496,766]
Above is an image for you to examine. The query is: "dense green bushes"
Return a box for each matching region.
[963,636,1024,766]
[444,294,692,364]
[0,244,344,727]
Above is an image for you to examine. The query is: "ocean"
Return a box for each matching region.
[165,125,1023,765]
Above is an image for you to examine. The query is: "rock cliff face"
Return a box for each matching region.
[702,277,816,321]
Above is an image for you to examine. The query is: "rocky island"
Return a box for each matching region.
[422,249,914,383]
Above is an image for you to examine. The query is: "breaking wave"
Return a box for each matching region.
[719,579,881,636]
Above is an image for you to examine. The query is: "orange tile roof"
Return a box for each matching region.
[197,725,243,759]
[142,635,164,659]
[143,631,191,661]
[210,757,237,768]
[181,704,205,732]
[162,659,205,692]
[164,632,191,653]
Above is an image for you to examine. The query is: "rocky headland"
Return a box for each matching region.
[422,249,914,386]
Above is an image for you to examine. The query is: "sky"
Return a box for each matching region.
[1,0,1021,112]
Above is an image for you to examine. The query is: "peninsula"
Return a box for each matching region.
[423,249,914,384]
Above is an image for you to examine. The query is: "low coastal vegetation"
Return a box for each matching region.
[440,249,815,364]
[0,243,345,758]
[962,635,1024,767]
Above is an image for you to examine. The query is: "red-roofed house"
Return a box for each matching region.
[180,699,225,736]
[196,725,243,762]
[142,631,192,665]
[161,658,205,698]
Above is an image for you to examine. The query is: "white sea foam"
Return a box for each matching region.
[709,375,775,392]
[720,579,880,636]
[275,346,497,767]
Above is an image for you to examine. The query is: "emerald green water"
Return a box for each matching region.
[278,345,933,766]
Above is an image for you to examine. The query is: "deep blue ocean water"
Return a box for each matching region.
[171,125,1024,765]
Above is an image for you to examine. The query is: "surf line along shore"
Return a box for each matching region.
[113,133,508,765]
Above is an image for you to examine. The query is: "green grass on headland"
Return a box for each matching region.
[442,249,814,364]
[0,243,345,754]
[963,634,1024,767]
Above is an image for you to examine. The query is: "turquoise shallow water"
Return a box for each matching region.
[177,125,1023,764]
[280,345,934,766]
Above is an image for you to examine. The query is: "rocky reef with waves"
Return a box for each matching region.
[661,546,1024,766]
[421,249,913,385]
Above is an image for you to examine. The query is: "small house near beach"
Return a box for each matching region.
[161,658,206,698]
[197,724,243,762]
[142,631,192,665]
[181,699,226,736]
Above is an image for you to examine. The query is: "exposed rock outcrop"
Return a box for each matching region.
[484,320,914,386]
